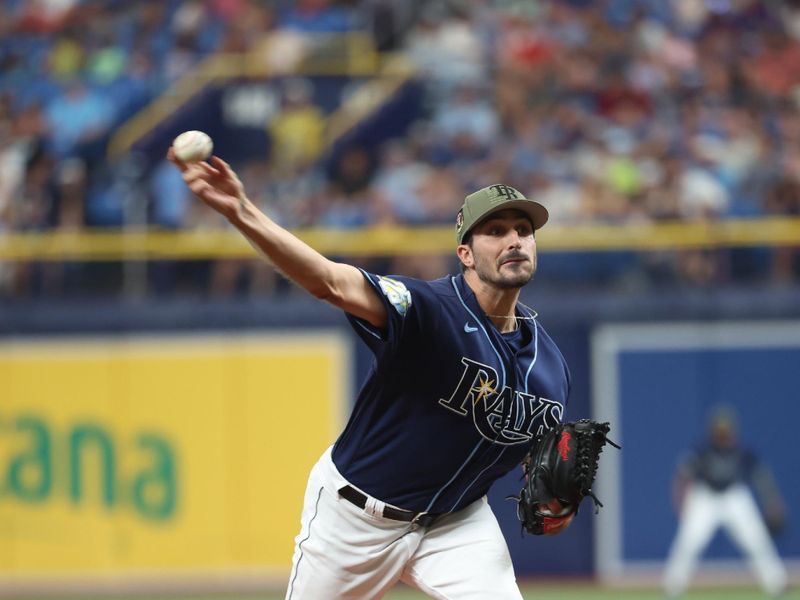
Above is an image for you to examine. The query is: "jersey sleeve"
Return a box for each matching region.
[345,270,438,355]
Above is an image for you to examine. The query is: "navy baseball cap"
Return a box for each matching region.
[455,184,549,244]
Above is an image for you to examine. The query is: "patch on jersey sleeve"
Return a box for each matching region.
[377,276,412,316]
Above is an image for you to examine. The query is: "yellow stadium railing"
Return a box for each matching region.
[1,218,798,262]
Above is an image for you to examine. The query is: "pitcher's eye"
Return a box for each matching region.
[517,224,533,237]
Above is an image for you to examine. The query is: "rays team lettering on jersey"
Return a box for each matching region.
[334,271,571,514]
[439,357,563,445]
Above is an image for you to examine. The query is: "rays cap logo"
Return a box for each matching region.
[455,184,549,244]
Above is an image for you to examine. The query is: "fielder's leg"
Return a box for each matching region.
[400,496,524,600]
[662,485,721,597]
[721,486,788,596]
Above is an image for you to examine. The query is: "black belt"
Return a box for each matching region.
[338,485,440,527]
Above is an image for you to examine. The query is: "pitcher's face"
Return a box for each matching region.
[462,210,537,289]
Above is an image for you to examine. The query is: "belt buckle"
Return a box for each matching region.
[411,511,429,526]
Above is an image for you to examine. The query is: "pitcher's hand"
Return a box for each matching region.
[168,148,247,220]
[536,498,574,535]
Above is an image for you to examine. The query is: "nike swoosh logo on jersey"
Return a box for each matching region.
[464,323,479,333]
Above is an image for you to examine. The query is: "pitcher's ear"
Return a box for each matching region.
[457,244,474,269]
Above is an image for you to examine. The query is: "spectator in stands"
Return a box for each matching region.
[4,142,56,296]
[764,164,800,283]
[47,29,84,80]
[217,0,274,54]
[430,82,500,163]
[277,0,356,34]
[150,159,194,230]
[14,0,78,34]
[54,156,85,230]
[360,0,416,52]
[44,79,115,161]
[403,1,486,100]
[0,118,27,231]
[268,77,326,170]
[85,29,128,86]
[373,137,432,224]
[5,0,800,299]
[326,143,376,203]
[678,135,731,221]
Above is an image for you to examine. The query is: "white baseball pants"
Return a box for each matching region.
[663,483,787,597]
[285,447,523,599]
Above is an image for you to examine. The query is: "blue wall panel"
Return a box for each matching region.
[618,346,800,563]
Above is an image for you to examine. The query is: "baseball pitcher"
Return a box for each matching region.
[170,150,615,599]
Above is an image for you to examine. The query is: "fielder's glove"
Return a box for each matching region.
[512,419,620,535]
[765,507,787,538]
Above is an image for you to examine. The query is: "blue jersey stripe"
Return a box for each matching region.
[423,439,484,513]
[443,277,516,513]
[353,317,382,340]
[448,447,508,512]
[522,309,539,394]
[443,296,540,511]
[450,276,506,390]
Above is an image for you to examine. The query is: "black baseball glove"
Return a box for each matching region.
[765,506,787,538]
[512,419,620,535]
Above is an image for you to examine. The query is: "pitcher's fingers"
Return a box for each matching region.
[184,170,219,196]
[187,177,215,198]
[210,155,229,170]
[210,156,238,180]
[167,147,189,172]
[198,160,222,178]
[182,163,209,185]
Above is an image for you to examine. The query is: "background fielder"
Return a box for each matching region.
[663,405,788,597]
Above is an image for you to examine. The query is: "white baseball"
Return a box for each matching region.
[172,130,213,163]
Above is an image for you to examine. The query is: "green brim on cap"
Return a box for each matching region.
[455,184,549,244]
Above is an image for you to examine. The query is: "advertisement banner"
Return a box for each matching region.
[0,333,348,579]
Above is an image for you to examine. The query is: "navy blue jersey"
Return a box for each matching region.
[685,444,759,492]
[332,272,571,514]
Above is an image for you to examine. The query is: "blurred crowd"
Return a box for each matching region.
[2,0,800,299]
